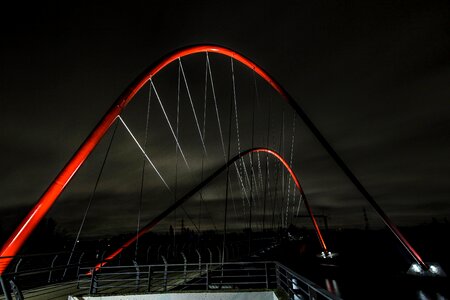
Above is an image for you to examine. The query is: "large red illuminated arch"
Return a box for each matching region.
[0,45,315,274]
[0,44,427,274]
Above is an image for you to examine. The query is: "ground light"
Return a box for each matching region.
[317,251,338,259]
[407,263,446,277]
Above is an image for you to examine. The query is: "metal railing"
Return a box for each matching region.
[0,251,96,300]
[77,261,341,300]
[0,244,238,299]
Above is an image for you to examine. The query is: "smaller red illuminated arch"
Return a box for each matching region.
[93,147,329,271]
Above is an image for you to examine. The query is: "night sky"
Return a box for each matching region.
[1,0,449,240]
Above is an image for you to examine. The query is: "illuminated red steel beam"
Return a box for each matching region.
[93,147,328,271]
[0,44,428,274]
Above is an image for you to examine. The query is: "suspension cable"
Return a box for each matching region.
[206,52,226,161]
[263,96,272,231]
[252,70,264,200]
[296,193,304,217]
[263,151,270,231]
[229,177,238,219]
[196,53,219,235]
[256,152,263,198]
[206,53,246,227]
[180,206,200,233]
[222,58,235,264]
[198,54,209,236]
[117,115,170,190]
[208,52,247,223]
[199,54,210,235]
[173,61,182,253]
[255,152,264,228]
[178,58,207,155]
[230,58,251,207]
[272,158,281,230]
[236,166,247,219]
[135,81,153,260]
[285,112,296,226]
[248,67,260,237]
[150,80,190,169]
[63,120,119,278]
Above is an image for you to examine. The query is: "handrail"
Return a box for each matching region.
[76,260,341,300]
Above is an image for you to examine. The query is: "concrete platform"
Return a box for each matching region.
[68,291,278,300]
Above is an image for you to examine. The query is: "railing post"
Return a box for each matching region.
[0,276,12,300]
[288,273,293,299]
[275,263,281,289]
[265,262,269,289]
[205,263,209,291]
[207,248,212,264]
[195,249,201,275]
[308,285,317,300]
[76,252,85,278]
[161,255,168,291]
[181,252,187,282]
[7,279,23,300]
[147,266,152,292]
[48,254,58,283]
[89,267,97,295]
[132,260,140,292]
[13,258,22,281]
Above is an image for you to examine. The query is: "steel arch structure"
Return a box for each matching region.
[0,44,427,275]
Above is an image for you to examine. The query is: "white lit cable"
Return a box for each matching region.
[179,58,208,155]
[117,115,170,191]
[231,58,252,200]
[285,113,296,226]
[206,52,226,161]
[150,80,190,170]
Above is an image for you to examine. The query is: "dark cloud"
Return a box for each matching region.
[1,0,449,243]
